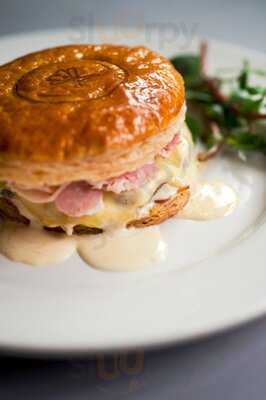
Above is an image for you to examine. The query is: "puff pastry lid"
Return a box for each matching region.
[0,44,185,162]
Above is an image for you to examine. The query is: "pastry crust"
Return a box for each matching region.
[0,44,185,185]
[128,186,190,228]
[0,107,186,186]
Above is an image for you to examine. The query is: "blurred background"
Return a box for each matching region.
[0,0,265,52]
[0,0,266,399]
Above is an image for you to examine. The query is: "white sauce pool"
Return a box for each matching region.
[0,182,237,271]
[178,181,238,220]
[0,223,166,270]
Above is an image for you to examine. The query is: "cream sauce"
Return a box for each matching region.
[178,181,238,220]
[0,180,237,270]
[0,178,238,271]
[0,222,166,270]
[0,223,76,266]
[77,227,166,271]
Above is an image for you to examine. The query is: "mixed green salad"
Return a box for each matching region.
[171,42,266,161]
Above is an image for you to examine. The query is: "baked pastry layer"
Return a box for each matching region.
[0,104,186,186]
[128,186,190,228]
[0,44,184,170]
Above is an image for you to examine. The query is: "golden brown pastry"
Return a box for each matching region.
[128,186,190,228]
[0,44,195,234]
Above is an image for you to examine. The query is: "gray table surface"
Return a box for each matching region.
[0,0,266,398]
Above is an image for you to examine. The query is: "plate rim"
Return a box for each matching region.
[0,28,266,356]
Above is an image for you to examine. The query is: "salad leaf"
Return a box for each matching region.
[170,44,266,159]
[171,55,202,87]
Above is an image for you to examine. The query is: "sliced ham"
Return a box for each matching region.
[9,184,67,204]
[55,182,103,217]
[93,162,158,194]
[159,133,180,158]
[8,135,179,216]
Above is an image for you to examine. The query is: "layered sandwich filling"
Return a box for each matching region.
[0,123,197,234]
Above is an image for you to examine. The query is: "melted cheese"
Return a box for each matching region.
[0,127,239,271]
[15,124,196,231]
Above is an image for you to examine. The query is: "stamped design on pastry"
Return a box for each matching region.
[15,60,127,103]
[46,67,94,87]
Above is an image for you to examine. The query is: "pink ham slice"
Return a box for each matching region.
[93,162,158,193]
[9,162,156,212]
[8,135,180,217]
[159,133,180,158]
[9,184,67,204]
[55,182,103,217]
[9,134,179,206]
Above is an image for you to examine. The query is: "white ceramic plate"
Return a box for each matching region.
[0,28,266,356]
